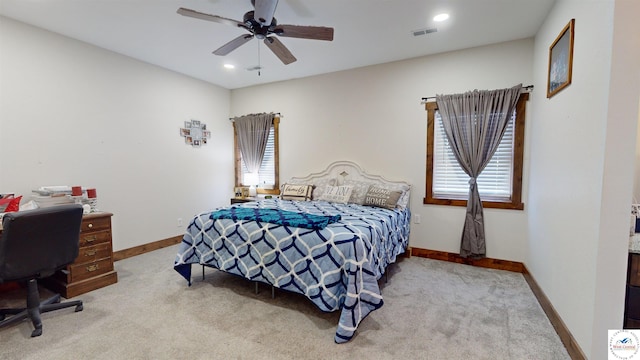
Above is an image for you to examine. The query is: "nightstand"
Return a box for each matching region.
[230,197,256,204]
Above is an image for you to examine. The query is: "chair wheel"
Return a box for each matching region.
[31,328,42,337]
[75,304,83,312]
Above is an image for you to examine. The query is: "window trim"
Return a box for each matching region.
[234,117,280,195]
[424,93,528,210]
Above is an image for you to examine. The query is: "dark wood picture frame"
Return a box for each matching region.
[547,19,575,98]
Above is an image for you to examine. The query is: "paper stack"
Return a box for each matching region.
[32,186,75,208]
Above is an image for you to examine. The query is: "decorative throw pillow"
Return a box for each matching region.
[0,195,21,212]
[318,185,353,204]
[363,186,402,209]
[0,197,11,212]
[309,178,336,200]
[344,180,374,205]
[281,184,314,201]
[368,183,411,209]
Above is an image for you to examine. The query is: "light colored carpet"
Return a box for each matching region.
[0,245,570,360]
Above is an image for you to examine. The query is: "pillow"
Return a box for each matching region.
[281,184,314,201]
[345,180,410,208]
[0,195,22,212]
[311,177,337,199]
[363,186,402,209]
[287,178,336,200]
[344,180,374,205]
[317,185,353,204]
[0,196,12,212]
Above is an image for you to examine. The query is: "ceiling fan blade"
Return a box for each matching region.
[273,25,334,41]
[264,37,297,65]
[253,0,279,26]
[177,8,244,28]
[213,35,254,56]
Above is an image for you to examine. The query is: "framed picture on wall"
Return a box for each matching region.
[547,19,575,98]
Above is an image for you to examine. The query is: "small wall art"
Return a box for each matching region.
[547,19,575,98]
[180,120,211,147]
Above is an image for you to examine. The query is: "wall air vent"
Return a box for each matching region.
[412,27,438,36]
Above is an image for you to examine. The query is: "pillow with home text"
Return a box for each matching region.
[363,186,401,209]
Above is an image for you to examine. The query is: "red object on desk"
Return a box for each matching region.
[87,188,97,198]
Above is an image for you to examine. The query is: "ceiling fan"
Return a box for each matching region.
[177,0,334,65]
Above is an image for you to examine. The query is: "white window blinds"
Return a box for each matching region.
[432,110,515,201]
[241,125,275,189]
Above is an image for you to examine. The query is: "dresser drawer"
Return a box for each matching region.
[67,257,114,283]
[79,229,111,247]
[75,242,112,264]
[81,216,111,233]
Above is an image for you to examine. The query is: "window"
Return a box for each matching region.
[234,117,280,195]
[424,93,528,210]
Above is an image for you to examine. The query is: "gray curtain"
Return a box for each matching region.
[234,113,273,174]
[436,84,521,258]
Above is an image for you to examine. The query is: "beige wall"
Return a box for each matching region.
[528,0,640,358]
[3,2,638,357]
[0,16,234,251]
[231,38,535,262]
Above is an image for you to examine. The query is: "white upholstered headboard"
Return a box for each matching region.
[285,160,411,207]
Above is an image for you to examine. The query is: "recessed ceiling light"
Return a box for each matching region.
[433,13,450,22]
[223,64,235,69]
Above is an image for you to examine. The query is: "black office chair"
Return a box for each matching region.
[0,204,84,337]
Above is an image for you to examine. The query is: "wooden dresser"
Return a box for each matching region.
[44,212,118,298]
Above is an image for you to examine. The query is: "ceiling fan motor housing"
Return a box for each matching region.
[243,11,276,39]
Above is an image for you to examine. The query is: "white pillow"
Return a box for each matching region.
[318,185,353,204]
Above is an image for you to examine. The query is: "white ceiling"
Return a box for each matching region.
[0,0,555,90]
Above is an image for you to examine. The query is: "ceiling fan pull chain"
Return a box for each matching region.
[257,40,261,76]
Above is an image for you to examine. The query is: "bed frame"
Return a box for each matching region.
[177,160,413,343]
[205,160,412,292]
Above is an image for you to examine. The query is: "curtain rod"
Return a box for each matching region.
[229,112,282,121]
[421,85,534,102]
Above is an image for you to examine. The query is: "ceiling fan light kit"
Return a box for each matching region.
[177,0,334,66]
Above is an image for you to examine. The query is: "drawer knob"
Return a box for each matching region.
[88,223,93,228]
[86,264,99,272]
[84,235,97,242]
[85,250,97,256]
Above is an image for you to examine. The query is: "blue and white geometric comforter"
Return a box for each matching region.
[174,198,411,343]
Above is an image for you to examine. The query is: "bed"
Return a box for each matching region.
[174,160,411,343]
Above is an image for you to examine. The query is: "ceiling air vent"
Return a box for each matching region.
[412,27,438,36]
